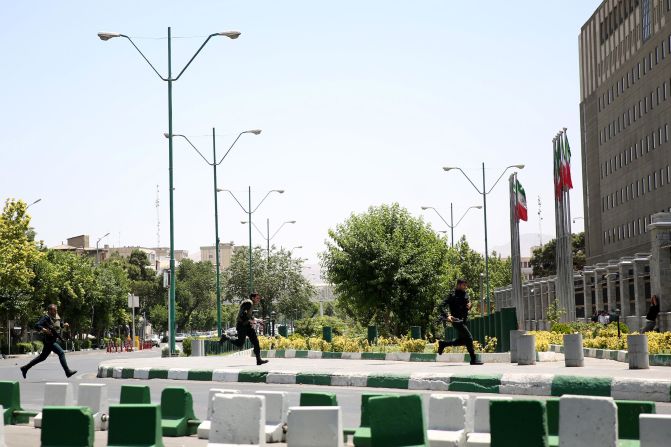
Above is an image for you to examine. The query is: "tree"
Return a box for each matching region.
[175,259,216,332]
[321,203,449,336]
[0,199,42,323]
[530,232,585,277]
[223,247,315,323]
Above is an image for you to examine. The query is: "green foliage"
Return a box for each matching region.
[546,299,566,326]
[321,203,449,337]
[82,339,92,349]
[182,337,192,356]
[15,342,33,354]
[223,246,315,322]
[175,259,216,332]
[294,315,349,337]
[31,340,43,352]
[530,232,585,277]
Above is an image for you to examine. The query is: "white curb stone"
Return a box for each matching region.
[265,350,276,359]
[308,350,322,359]
[436,353,466,363]
[385,352,411,362]
[266,371,297,385]
[133,367,151,380]
[639,414,671,447]
[212,369,240,383]
[408,373,452,391]
[499,374,553,396]
[112,367,124,379]
[341,352,362,360]
[559,395,617,447]
[167,368,190,380]
[284,349,296,358]
[611,378,671,402]
[330,372,367,387]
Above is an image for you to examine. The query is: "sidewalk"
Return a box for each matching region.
[98,351,671,402]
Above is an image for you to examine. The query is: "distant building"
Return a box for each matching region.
[200,242,235,269]
[106,246,157,269]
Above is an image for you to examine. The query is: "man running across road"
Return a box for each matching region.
[437,279,483,365]
[220,292,268,366]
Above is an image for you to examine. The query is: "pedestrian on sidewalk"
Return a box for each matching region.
[219,292,268,365]
[641,294,660,333]
[437,279,483,365]
[20,304,77,379]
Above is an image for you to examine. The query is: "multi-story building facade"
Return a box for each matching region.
[200,242,235,269]
[579,0,671,264]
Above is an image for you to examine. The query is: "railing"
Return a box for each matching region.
[203,338,252,356]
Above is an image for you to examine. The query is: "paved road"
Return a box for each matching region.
[2,349,670,446]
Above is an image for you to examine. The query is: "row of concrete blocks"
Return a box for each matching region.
[510,330,652,369]
[34,382,107,430]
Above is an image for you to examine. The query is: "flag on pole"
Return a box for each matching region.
[562,131,573,190]
[515,179,528,221]
[554,138,562,199]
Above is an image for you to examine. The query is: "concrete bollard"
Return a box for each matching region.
[78,383,108,431]
[509,330,526,363]
[517,334,536,365]
[563,334,584,367]
[191,339,203,357]
[627,334,650,369]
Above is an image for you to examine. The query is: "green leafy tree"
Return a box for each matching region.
[223,247,315,322]
[321,203,449,336]
[0,199,42,323]
[530,232,585,277]
[175,259,216,332]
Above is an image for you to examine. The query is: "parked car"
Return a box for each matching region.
[149,334,161,347]
[174,333,186,342]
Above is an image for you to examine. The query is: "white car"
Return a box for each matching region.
[174,333,187,342]
[149,334,161,347]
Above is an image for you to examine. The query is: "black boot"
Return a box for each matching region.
[19,366,27,379]
[256,358,268,366]
[65,369,78,378]
[437,340,451,355]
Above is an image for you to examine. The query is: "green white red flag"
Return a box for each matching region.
[562,131,573,190]
[515,179,528,221]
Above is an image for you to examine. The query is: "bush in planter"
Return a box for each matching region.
[181,337,193,356]
[32,340,43,353]
[16,342,33,354]
[82,339,92,349]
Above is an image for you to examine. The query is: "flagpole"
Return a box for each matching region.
[563,127,576,321]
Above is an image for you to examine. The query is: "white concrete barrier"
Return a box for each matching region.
[509,330,525,363]
[628,334,650,369]
[559,395,617,447]
[563,333,584,367]
[516,334,536,365]
[255,391,288,443]
[34,382,74,428]
[77,383,108,431]
[286,406,343,447]
[192,339,204,357]
[427,394,467,447]
[197,389,240,439]
[465,396,511,447]
[639,414,671,447]
[209,394,265,446]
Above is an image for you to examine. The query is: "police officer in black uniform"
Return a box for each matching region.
[437,279,483,365]
[20,304,77,378]
[219,292,268,365]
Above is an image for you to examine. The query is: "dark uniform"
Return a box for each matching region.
[437,288,482,365]
[220,298,268,365]
[20,314,77,378]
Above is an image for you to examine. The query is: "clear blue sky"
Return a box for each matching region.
[0,1,600,266]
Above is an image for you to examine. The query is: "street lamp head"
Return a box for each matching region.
[103,232,110,238]
[240,221,248,224]
[442,166,456,172]
[163,133,170,139]
[513,164,525,169]
[216,188,224,192]
[288,220,297,224]
[420,206,429,210]
[245,129,262,135]
[474,206,483,209]
[98,32,121,41]
[218,31,241,39]
[275,190,285,194]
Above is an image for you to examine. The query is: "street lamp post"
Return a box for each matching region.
[26,198,42,210]
[220,188,284,294]
[169,128,261,337]
[98,27,240,354]
[420,204,482,247]
[443,163,524,314]
[96,232,110,266]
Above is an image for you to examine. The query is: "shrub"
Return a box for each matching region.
[399,337,426,353]
[182,337,192,356]
[32,341,43,352]
[16,342,33,354]
[82,339,92,349]
[294,316,348,337]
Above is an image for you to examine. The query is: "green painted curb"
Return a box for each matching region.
[361,352,387,360]
[367,374,410,389]
[295,350,309,358]
[105,368,113,378]
[551,375,612,397]
[409,353,436,362]
[650,354,671,366]
[238,370,268,383]
[296,373,332,385]
[260,350,268,356]
[188,370,213,381]
[322,352,342,359]
[275,350,286,358]
[121,368,134,379]
[148,369,169,380]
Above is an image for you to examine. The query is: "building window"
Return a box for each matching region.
[642,0,652,41]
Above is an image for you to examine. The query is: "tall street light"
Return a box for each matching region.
[420,204,482,247]
[26,198,42,210]
[167,128,261,337]
[98,27,240,354]
[443,163,524,314]
[220,188,284,294]
[96,232,110,266]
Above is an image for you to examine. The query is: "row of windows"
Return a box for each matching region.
[600,0,640,44]
[603,206,671,245]
[597,0,669,80]
[598,31,671,113]
[602,165,671,212]
[601,123,670,178]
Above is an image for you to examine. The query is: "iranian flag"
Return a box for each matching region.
[515,179,528,221]
[562,131,573,190]
[554,137,563,199]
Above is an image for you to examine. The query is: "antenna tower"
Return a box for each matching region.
[155,185,160,248]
